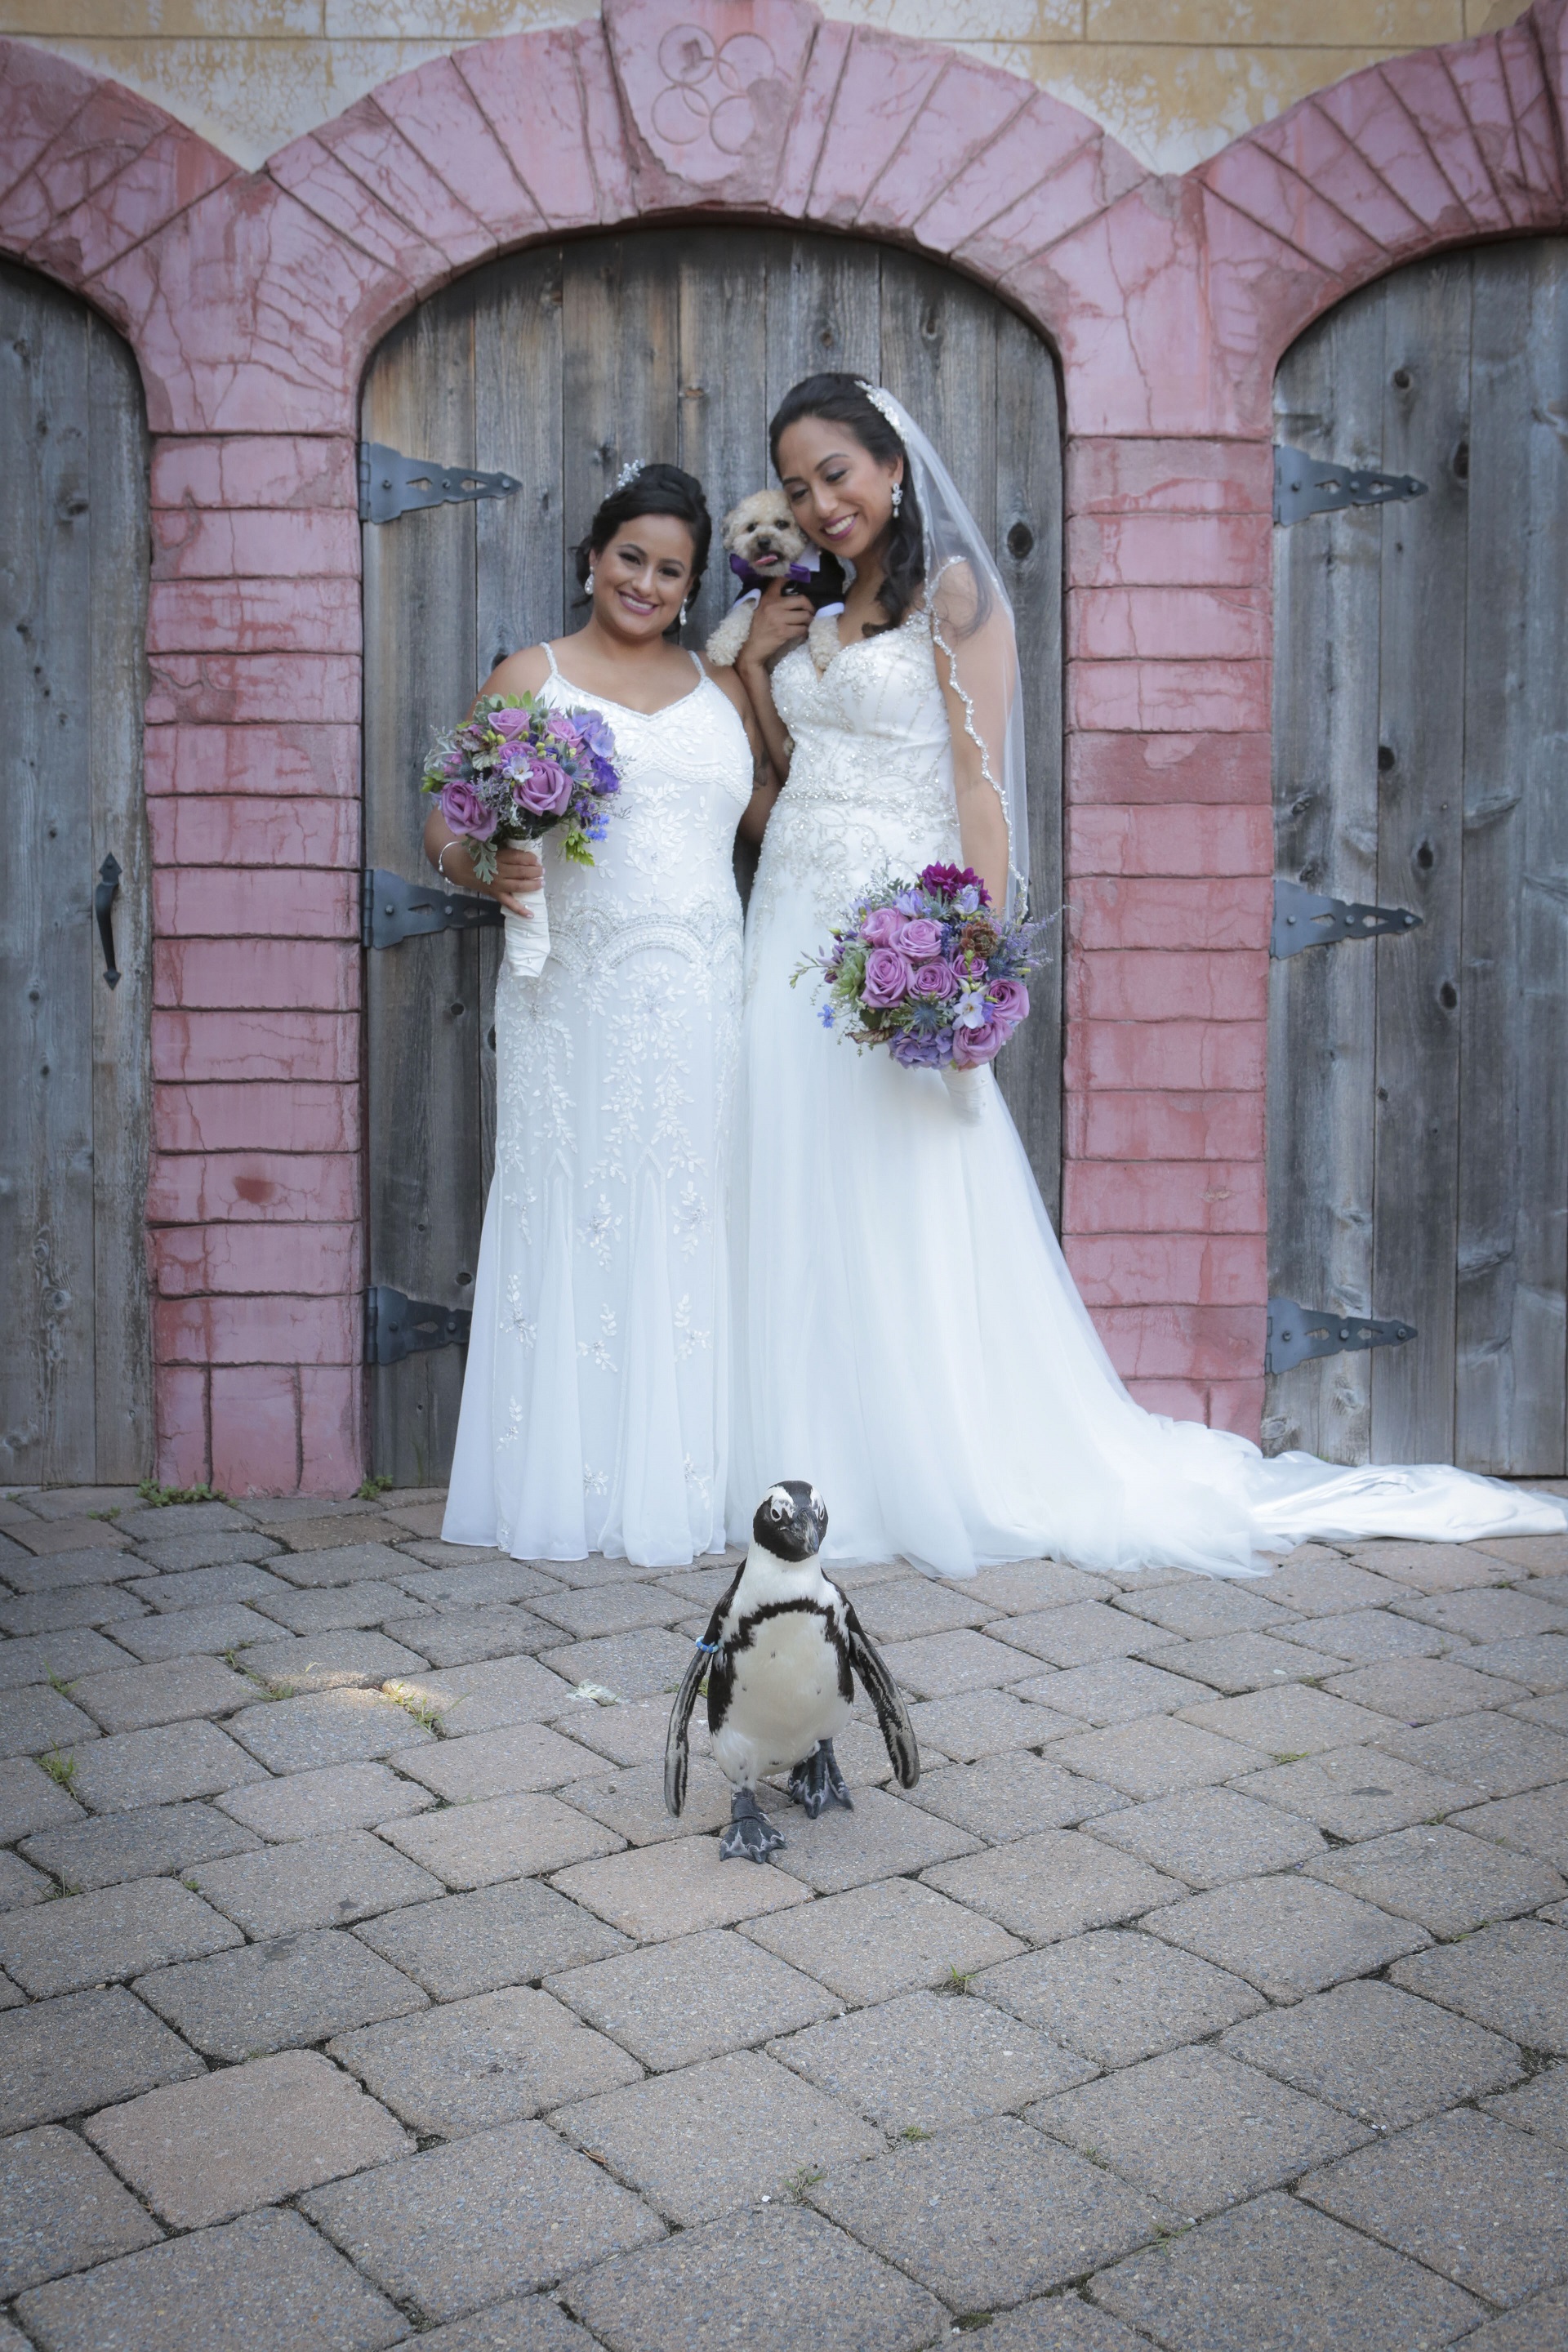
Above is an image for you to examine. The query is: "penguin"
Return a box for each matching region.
[664,1479,920,1861]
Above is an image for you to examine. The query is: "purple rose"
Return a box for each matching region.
[899,916,943,960]
[911,959,958,1000]
[889,1031,945,1067]
[516,755,574,817]
[862,947,913,1008]
[488,706,532,740]
[989,978,1030,1027]
[861,906,905,948]
[547,715,585,751]
[952,1016,1004,1067]
[441,779,498,840]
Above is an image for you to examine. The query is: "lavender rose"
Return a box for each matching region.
[441,779,498,840]
[899,916,944,960]
[861,906,905,948]
[862,947,913,1007]
[488,706,532,740]
[516,755,574,817]
[989,978,1030,1027]
[911,959,959,1000]
[952,1015,1004,1067]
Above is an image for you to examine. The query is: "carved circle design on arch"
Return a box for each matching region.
[652,23,777,159]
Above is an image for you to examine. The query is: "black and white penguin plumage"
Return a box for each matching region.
[664,1479,920,1861]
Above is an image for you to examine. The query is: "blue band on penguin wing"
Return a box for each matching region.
[694,1640,720,1655]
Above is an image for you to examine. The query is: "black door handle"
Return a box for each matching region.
[95,853,121,988]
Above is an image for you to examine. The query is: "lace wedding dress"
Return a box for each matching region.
[443,648,753,1566]
[728,614,1567,1576]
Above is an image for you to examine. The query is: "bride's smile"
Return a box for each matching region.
[776,411,904,567]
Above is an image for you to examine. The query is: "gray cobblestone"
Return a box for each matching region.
[329,1984,642,2134]
[974,1927,1266,2068]
[0,1757,83,1843]
[742,1874,1023,2003]
[0,1986,204,2131]
[236,1628,431,1693]
[22,1798,260,1889]
[773,1986,1094,2130]
[354,1878,630,1999]
[1012,1657,1214,1725]
[0,2123,160,2296]
[65,1654,256,1733]
[1390,1919,1568,2052]
[107,1602,282,1661]
[548,1927,838,2070]
[215,1759,435,1841]
[1149,1873,1431,1999]
[135,1924,428,2058]
[1085,1785,1327,1887]
[1303,1823,1565,1936]
[0,1682,99,1758]
[69,1717,265,1813]
[906,1751,1128,1839]
[1230,1744,1483,1840]
[906,1686,1077,1758]
[189,1825,445,1935]
[925,1828,1183,1942]
[766,1784,981,1896]
[381,1607,556,1667]
[0,1628,137,1687]
[1222,1980,1524,2127]
[0,1876,241,1995]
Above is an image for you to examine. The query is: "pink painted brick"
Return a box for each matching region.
[1446,34,1535,220]
[1010,190,1213,439]
[1496,21,1561,205]
[154,1365,210,1489]
[1072,877,1269,954]
[148,795,359,871]
[211,1365,300,1499]
[152,507,359,581]
[300,1364,364,1498]
[574,18,636,220]
[1071,951,1267,1024]
[1068,586,1268,663]
[1201,140,1387,278]
[1068,659,1269,736]
[316,96,492,270]
[9,77,163,229]
[0,45,102,205]
[771,16,853,215]
[1061,1159,1267,1237]
[1068,1234,1267,1310]
[154,868,355,942]
[149,1151,360,1225]
[153,1012,359,1086]
[1067,512,1271,592]
[31,124,235,284]
[456,27,599,229]
[812,29,944,227]
[606,0,817,209]
[269,134,452,287]
[154,1221,360,1300]
[912,87,1099,257]
[1252,98,1423,254]
[1208,1379,1266,1439]
[1067,1088,1264,1165]
[154,940,359,1013]
[1316,68,1475,248]
[151,437,357,513]
[149,578,360,658]
[1377,47,1511,230]
[146,657,360,728]
[858,56,1030,238]
[1067,438,1273,518]
[1200,191,1337,424]
[1091,1304,1263,1383]
[1065,1018,1266,1094]
[1069,804,1272,880]
[144,725,359,800]
[1120,1376,1212,1424]
[157,1293,359,1369]
[154,1085,360,1156]
[957,136,1146,287]
[1067,732,1270,808]
[368,51,541,243]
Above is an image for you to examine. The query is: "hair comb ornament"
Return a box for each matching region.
[855,382,903,433]
[613,458,648,492]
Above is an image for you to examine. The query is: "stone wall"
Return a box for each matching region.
[2,0,1564,1491]
[8,0,1529,176]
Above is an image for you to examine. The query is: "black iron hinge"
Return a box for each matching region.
[362,868,502,951]
[1274,445,1428,526]
[1267,1298,1417,1375]
[1271,878,1422,960]
[366,1287,472,1367]
[358,441,522,524]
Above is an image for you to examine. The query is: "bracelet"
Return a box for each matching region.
[436,840,457,883]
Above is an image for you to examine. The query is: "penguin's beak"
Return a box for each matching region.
[792,1498,824,1557]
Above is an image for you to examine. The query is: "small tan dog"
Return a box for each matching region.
[706,489,841,670]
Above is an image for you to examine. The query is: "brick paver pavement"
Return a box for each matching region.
[2,1482,1568,2348]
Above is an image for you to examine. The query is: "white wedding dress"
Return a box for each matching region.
[728,613,1567,1577]
[443,648,753,1566]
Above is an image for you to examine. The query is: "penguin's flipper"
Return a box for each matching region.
[664,1637,715,1818]
[843,1602,920,1789]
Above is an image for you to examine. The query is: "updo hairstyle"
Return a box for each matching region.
[572,462,712,628]
[768,373,924,634]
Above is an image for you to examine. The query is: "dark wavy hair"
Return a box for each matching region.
[572,462,711,627]
[768,374,923,634]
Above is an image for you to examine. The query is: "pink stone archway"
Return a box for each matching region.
[2,0,1565,1491]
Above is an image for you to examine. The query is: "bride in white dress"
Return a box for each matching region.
[430,465,765,1566]
[729,376,1566,1577]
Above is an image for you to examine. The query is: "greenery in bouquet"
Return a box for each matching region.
[421,692,622,881]
[798,863,1046,1069]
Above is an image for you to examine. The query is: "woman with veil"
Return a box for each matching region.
[726,373,1565,1577]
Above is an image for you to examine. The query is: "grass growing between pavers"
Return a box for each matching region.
[2,1486,1568,2345]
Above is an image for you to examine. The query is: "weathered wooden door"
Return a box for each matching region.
[362,228,1062,1485]
[1267,238,1568,1472]
[0,261,152,1483]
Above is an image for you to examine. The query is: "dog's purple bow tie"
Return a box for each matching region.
[729,552,814,591]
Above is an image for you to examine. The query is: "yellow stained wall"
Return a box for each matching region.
[9,0,1529,175]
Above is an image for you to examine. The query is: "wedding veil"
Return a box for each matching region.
[857,383,1031,918]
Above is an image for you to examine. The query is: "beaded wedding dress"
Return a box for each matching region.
[443,648,753,1566]
[727,614,1567,1576]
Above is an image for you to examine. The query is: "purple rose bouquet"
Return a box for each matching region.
[796,864,1047,1118]
[420,693,622,881]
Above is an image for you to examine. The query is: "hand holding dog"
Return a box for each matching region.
[737,578,813,677]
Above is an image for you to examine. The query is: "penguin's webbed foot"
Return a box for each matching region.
[788,1739,853,1820]
[719,1787,786,1864]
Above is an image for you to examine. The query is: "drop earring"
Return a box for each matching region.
[679,597,690,626]
[890,481,903,515]
[586,568,595,596]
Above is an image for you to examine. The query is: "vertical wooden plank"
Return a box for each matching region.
[474,245,564,1208]
[1456,238,1568,1472]
[1266,286,1389,1462]
[878,249,997,542]
[1370,254,1473,1464]
[764,234,880,434]
[87,306,152,1481]
[0,264,97,1482]
[675,228,773,655]
[362,276,481,1486]
[993,305,1063,1227]
[562,234,681,622]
